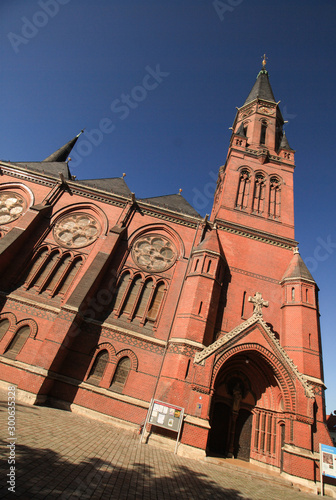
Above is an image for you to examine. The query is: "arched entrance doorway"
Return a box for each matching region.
[207,350,286,467]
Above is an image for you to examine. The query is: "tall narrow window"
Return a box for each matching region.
[206,260,212,273]
[260,122,267,145]
[306,288,309,303]
[291,287,295,302]
[236,169,250,210]
[112,272,131,311]
[24,247,49,288]
[269,177,281,219]
[194,259,199,272]
[87,350,109,385]
[267,415,273,454]
[121,276,142,315]
[56,257,83,297]
[260,413,266,452]
[110,357,131,393]
[4,326,30,358]
[0,319,10,341]
[34,251,60,291]
[134,279,153,318]
[252,174,265,214]
[46,254,71,293]
[147,282,165,323]
[254,412,260,449]
[241,291,247,318]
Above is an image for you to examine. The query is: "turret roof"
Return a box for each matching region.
[281,250,315,283]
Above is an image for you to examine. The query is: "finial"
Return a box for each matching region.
[122,173,126,178]
[77,129,85,138]
[248,292,269,317]
[262,53,267,68]
[178,188,182,195]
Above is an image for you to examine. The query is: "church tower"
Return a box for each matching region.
[192,57,332,483]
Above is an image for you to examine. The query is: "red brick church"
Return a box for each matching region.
[0,61,332,488]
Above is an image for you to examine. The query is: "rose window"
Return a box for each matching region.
[132,234,177,272]
[53,213,101,248]
[0,191,26,224]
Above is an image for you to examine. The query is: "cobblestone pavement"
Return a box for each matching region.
[0,392,318,500]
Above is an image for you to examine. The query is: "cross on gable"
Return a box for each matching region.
[248,292,269,317]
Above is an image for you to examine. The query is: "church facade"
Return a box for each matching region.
[0,64,332,487]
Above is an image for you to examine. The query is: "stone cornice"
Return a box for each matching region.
[215,218,297,249]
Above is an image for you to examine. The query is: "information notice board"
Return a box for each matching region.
[140,399,184,453]
[320,443,336,496]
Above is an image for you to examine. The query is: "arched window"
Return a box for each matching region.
[252,173,265,214]
[291,287,295,302]
[146,282,165,323]
[110,357,131,393]
[86,350,109,385]
[236,169,250,210]
[206,260,212,273]
[46,254,71,293]
[24,247,49,288]
[4,325,30,358]
[269,177,281,219]
[260,122,267,145]
[0,319,10,341]
[121,275,142,315]
[134,279,153,318]
[34,250,60,291]
[112,271,131,311]
[56,256,83,297]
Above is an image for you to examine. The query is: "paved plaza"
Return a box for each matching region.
[0,390,319,499]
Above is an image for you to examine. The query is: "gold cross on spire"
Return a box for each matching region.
[262,54,267,68]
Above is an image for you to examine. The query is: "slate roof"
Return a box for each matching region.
[244,69,276,105]
[76,177,132,198]
[281,251,315,283]
[235,122,247,137]
[279,132,295,151]
[14,161,71,180]
[138,194,202,218]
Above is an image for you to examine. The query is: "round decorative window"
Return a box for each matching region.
[53,213,101,248]
[132,234,177,272]
[0,191,26,224]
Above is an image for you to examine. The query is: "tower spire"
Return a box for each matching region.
[43,130,84,162]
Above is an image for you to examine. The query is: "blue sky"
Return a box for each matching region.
[1,0,335,413]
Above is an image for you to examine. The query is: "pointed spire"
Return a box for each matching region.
[235,122,247,137]
[279,131,295,151]
[281,249,315,283]
[43,130,84,162]
[244,57,276,105]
